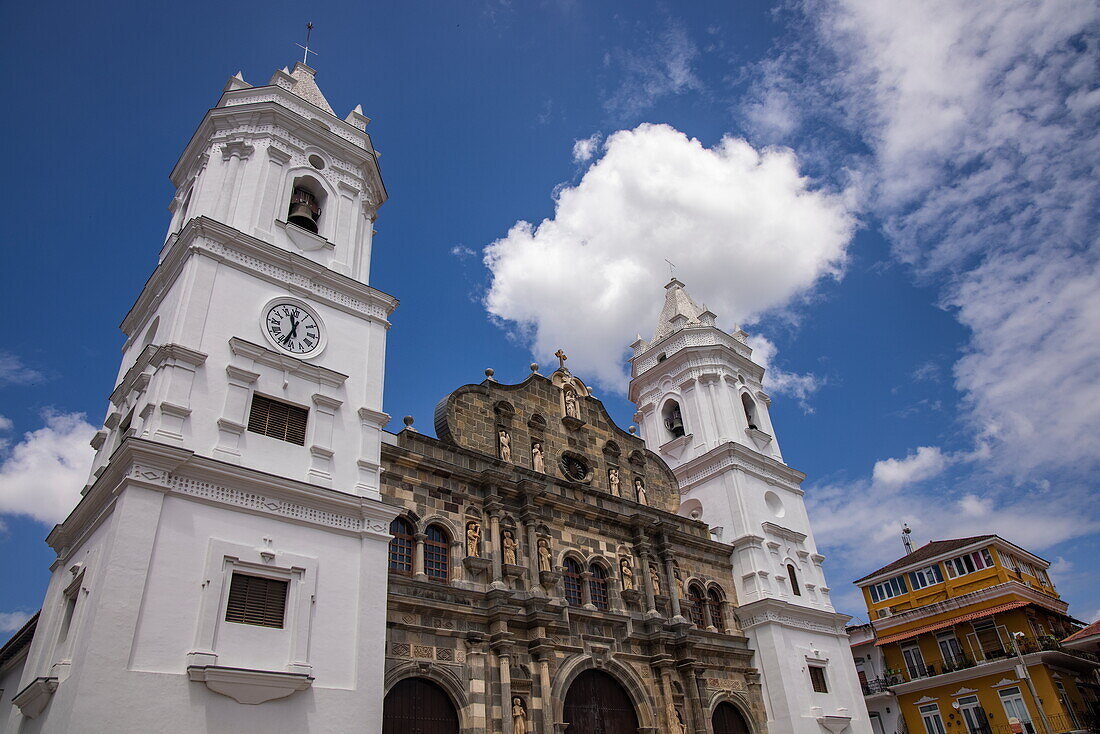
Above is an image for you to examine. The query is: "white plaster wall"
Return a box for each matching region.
[4,482,392,734]
[0,653,27,734]
[748,621,875,734]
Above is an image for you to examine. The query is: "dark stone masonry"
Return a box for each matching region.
[380,368,766,733]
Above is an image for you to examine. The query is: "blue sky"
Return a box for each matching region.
[1,0,1097,634]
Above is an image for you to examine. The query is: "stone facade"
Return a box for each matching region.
[381,371,767,732]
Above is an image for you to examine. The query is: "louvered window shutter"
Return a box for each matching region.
[247,394,308,445]
[225,573,289,628]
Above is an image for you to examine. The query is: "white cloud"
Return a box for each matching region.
[0,415,12,433]
[0,611,31,633]
[604,24,703,117]
[872,446,947,487]
[0,410,96,525]
[483,123,856,391]
[747,334,823,409]
[572,133,602,163]
[745,0,1100,483]
[0,353,44,387]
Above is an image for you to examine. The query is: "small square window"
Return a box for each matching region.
[809,665,829,693]
[225,573,288,628]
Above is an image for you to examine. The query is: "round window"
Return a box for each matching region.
[560,455,590,482]
[308,154,326,170]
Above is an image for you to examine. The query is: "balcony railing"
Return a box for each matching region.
[861,678,897,695]
[887,636,1100,687]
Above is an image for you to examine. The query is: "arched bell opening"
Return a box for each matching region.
[661,399,686,439]
[741,393,759,431]
[287,175,326,234]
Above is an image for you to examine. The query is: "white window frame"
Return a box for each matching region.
[909,565,945,590]
[869,575,908,602]
[189,538,317,675]
[945,549,995,578]
[919,703,947,734]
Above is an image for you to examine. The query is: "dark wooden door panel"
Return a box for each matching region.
[563,669,640,734]
[383,677,459,734]
[713,702,751,734]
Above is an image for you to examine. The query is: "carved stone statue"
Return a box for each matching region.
[676,707,688,734]
[635,477,647,505]
[502,530,518,565]
[531,442,545,473]
[620,557,635,590]
[563,389,578,418]
[674,569,685,599]
[466,521,481,557]
[537,538,552,572]
[650,565,662,595]
[498,429,511,462]
[512,697,528,734]
[608,467,620,496]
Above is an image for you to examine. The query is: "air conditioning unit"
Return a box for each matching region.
[878,608,893,619]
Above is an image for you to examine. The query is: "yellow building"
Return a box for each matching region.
[855,535,1100,734]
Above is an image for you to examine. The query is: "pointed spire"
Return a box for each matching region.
[652,278,707,342]
[287,62,335,114]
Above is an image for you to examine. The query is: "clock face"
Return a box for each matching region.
[264,302,321,355]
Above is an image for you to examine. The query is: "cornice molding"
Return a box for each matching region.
[121,217,398,338]
[49,438,399,558]
[736,597,852,637]
[673,440,805,494]
[229,337,348,388]
[869,580,1070,633]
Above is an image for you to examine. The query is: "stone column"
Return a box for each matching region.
[638,548,659,617]
[498,648,514,734]
[537,654,554,734]
[522,512,540,591]
[580,571,596,610]
[663,552,684,620]
[487,500,506,590]
[413,532,427,580]
[691,667,710,734]
[659,665,679,732]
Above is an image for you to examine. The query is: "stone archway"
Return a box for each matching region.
[563,669,640,733]
[712,701,752,734]
[382,677,459,734]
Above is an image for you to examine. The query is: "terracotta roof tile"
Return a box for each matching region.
[1063,619,1100,643]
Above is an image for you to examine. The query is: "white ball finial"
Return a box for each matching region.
[485,368,495,381]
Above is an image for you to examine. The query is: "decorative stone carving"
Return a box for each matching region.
[635,477,648,505]
[620,557,635,590]
[650,565,662,595]
[513,697,528,734]
[498,429,511,462]
[502,530,518,565]
[608,467,620,496]
[466,521,482,558]
[531,442,545,473]
[563,388,579,418]
[676,707,688,734]
[537,538,552,573]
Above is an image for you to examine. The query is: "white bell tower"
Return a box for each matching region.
[629,279,872,734]
[5,62,399,732]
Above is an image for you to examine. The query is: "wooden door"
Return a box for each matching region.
[382,677,459,734]
[712,702,752,734]
[563,669,640,733]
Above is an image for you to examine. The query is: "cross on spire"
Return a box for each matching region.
[664,258,676,278]
[554,349,568,371]
[296,22,318,65]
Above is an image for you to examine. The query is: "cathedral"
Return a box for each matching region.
[0,62,870,734]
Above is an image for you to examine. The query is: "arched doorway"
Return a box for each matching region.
[713,702,752,734]
[382,677,459,734]
[563,669,640,733]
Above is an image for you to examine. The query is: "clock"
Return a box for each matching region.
[262,300,324,356]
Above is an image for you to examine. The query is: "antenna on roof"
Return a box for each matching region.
[296,22,318,66]
[902,523,914,554]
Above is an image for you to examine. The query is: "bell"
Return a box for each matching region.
[664,409,685,438]
[287,188,320,233]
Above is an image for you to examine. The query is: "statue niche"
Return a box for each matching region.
[502,529,519,566]
[498,429,512,462]
[466,521,482,557]
[531,441,545,473]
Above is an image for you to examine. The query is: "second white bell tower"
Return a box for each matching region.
[629,279,872,734]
